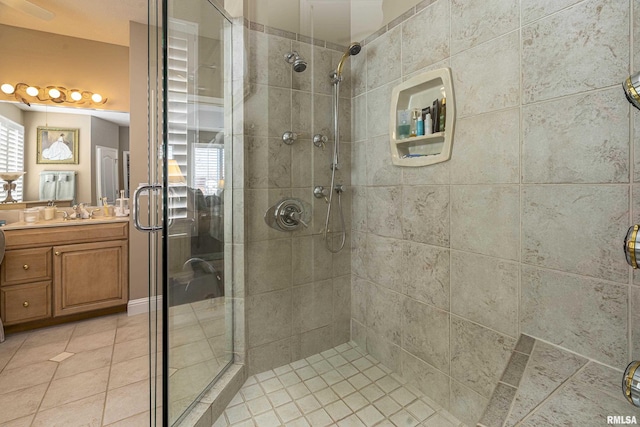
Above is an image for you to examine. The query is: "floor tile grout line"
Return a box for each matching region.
[99,324,119,427]
[27,322,77,427]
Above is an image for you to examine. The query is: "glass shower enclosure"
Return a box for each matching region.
[145,0,234,425]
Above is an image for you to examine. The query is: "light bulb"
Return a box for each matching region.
[1,84,14,94]
[70,91,82,101]
[91,93,102,103]
[26,86,39,96]
[48,88,61,98]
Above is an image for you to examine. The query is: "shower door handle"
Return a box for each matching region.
[133,183,163,232]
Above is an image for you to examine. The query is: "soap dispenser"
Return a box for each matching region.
[115,190,130,217]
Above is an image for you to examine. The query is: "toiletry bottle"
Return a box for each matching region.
[439,97,446,132]
[432,99,439,133]
[410,109,419,137]
[425,111,432,135]
[397,110,410,139]
[416,110,424,136]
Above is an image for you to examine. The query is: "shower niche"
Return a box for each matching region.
[389,67,455,167]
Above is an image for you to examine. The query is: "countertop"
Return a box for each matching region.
[1,216,130,231]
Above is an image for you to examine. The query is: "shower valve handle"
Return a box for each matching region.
[313,134,328,150]
[314,186,330,203]
[287,210,308,228]
[282,131,298,145]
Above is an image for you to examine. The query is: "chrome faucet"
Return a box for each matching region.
[71,203,98,219]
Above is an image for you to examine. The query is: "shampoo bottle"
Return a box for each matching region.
[410,109,419,137]
[397,110,410,139]
[416,111,424,136]
[425,112,432,135]
[439,97,446,132]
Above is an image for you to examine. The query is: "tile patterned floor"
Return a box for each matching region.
[214,342,465,427]
[0,312,151,427]
[168,297,230,424]
[0,297,230,427]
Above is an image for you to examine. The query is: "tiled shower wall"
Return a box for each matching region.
[241,22,354,375]
[350,0,640,425]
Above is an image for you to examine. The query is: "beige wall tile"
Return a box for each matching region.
[522,185,629,282]
[366,26,402,91]
[402,298,449,372]
[402,241,449,311]
[402,0,450,75]
[448,380,488,427]
[451,31,520,118]
[292,280,334,334]
[247,289,292,348]
[366,331,401,373]
[366,186,403,238]
[366,285,402,345]
[248,30,292,88]
[451,0,519,54]
[521,266,628,367]
[523,88,629,184]
[451,185,520,260]
[450,317,515,398]
[400,350,450,409]
[246,238,292,295]
[451,251,519,337]
[450,108,520,185]
[248,338,292,376]
[522,0,629,103]
[401,185,450,247]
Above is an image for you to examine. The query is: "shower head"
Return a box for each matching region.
[333,42,362,83]
[624,71,640,110]
[285,51,307,73]
[348,42,362,56]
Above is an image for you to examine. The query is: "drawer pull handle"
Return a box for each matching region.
[23,264,29,270]
[55,251,60,256]
[23,301,29,308]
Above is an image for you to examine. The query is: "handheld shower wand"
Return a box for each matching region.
[324,42,362,253]
[331,42,362,84]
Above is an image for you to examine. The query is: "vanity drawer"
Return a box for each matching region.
[1,248,53,286]
[0,281,52,325]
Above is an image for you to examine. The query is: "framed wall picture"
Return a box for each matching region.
[37,127,79,164]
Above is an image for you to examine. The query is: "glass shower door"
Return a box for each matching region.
[146,0,233,425]
[164,1,233,425]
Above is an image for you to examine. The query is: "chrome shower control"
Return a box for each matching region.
[623,361,640,407]
[282,131,298,145]
[264,198,311,232]
[313,134,328,149]
[314,186,330,200]
[624,225,640,268]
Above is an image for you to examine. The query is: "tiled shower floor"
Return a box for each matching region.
[214,342,465,427]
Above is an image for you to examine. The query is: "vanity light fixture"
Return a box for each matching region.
[0,82,107,107]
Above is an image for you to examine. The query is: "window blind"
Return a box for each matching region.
[0,115,25,201]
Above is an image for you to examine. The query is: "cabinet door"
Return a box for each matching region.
[1,281,52,325]
[53,240,128,317]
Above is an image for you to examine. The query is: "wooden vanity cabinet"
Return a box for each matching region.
[0,222,129,328]
[53,240,128,316]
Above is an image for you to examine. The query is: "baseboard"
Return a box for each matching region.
[127,295,163,316]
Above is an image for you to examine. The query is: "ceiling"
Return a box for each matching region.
[0,0,147,47]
